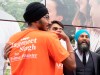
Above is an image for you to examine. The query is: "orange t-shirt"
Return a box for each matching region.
[55,63,63,75]
[8,28,69,75]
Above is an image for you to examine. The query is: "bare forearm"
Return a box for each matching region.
[63,37,76,70]
[65,37,75,58]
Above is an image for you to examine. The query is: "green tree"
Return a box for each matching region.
[2,0,41,30]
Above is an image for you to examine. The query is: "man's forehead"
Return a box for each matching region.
[51,23,62,27]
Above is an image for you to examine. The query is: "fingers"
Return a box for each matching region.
[59,31,70,41]
[50,31,69,40]
[4,43,12,60]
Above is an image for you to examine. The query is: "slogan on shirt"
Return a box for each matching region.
[9,37,38,62]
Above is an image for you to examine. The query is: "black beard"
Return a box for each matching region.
[38,20,47,31]
[77,41,90,53]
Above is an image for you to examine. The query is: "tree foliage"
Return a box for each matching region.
[1,0,76,36]
[2,0,41,30]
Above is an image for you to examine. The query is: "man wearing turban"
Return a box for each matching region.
[64,29,100,75]
[3,2,76,75]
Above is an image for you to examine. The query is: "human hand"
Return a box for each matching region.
[55,30,70,41]
[4,43,12,60]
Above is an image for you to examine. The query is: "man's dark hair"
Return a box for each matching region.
[49,20,64,29]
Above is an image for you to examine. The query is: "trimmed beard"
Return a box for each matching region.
[77,40,90,53]
[38,20,47,31]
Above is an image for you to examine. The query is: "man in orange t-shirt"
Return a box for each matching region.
[4,2,76,75]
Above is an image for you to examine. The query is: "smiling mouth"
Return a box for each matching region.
[81,42,87,45]
[82,43,87,45]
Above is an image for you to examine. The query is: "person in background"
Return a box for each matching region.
[48,20,73,75]
[0,10,21,75]
[64,29,99,75]
[4,2,76,75]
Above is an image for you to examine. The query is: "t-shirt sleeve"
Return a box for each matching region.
[47,33,70,63]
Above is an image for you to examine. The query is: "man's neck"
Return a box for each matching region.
[28,25,39,30]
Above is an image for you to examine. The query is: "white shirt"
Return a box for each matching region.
[0,10,21,75]
[60,39,67,49]
[75,49,89,63]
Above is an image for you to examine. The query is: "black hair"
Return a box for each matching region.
[49,20,64,29]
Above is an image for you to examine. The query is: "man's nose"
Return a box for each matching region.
[57,30,62,33]
[83,36,87,39]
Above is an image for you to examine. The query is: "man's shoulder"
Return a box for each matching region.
[9,30,28,41]
[90,51,100,57]
[42,31,58,38]
[9,31,20,37]
[41,32,59,42]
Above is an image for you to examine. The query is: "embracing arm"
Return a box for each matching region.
[57,31,76,71]
[62,36,76,71]
[4,43,12,60]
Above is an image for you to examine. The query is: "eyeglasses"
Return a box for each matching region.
[43,14,49,20]
[52,27,63,31]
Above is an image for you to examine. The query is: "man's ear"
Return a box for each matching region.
[56,16,63,22]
